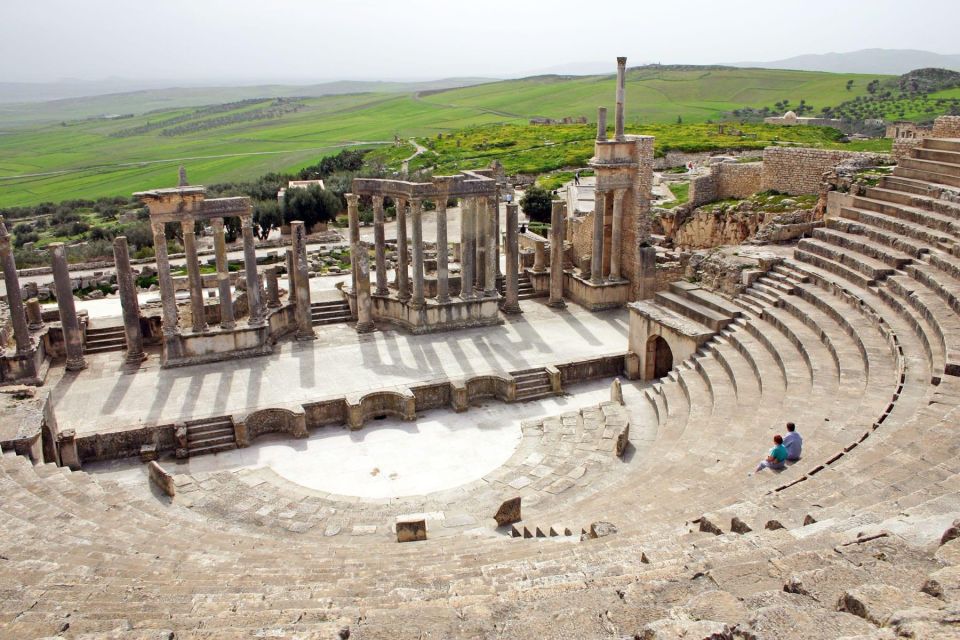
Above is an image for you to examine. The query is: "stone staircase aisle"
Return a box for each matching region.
[311,299,352,326]
[184,416,236,456]
[83,324,127,355]
[511,367,554,400]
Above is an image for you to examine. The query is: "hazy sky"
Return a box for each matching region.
[1,0,957,83]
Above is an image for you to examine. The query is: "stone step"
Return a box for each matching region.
[86,326,126,337]
[851,195,960,234]
[914,146,960,165]
[186,441,238,457]
[797,238,896,281]
[900,156,960,179]
[653,291,733,332]
[187,426,234,444]
[894,163,960,189]
[187,434,236,450]
[811,226,914,268]
[922,137,960,153]
[878,174,940,197]
[668,281,742,318]
[840,206,954,249]
[824,217,930,258]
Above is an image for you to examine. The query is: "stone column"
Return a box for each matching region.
[49,243,86,370]
[475,195,486,293]
[151,221,179,336]
[483,196,497,298]
[26,299,43,331]
[291,221,315,341]
[211,218,235,329]
[112,236,145,363]
[597,106,608,141]
[181,220,206,333]
[460,198,475,300]
[434,190,450,303]
[372,195,388,295]
[532,240,546,273]
[347,193,361,292]
[285,249,296,302]
[266,267,281,308]
[355,241,375,333]
[241,215,265,326]
[615,56,627,141]
[502,203,522,314]
[410,199,425,309]
[548,201,566,309]
[493,186,502,278]
[610,189,625,281]
[591,190,606,284]
[396,198,410,301]
[0,217,32,355]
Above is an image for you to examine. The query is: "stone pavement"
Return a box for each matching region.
[50,299,629,436]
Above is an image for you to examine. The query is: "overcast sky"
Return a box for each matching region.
[1,0,957,83]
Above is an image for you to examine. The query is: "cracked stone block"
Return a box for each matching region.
[494,497,521,527]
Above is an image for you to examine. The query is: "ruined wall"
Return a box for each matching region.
[623,136,656,301]
[760,147,890,195]
[652,149,761,171]
[886,122,932,139]
[893,138,924,162]
[688,162,762,207]
[568,211,596,268]
[933,115,960,138]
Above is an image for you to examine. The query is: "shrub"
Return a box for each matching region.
[520,185,553,223]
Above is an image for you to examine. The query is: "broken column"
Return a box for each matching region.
[291,221,315,341]
[150,221,179,337]
[410,198,425,309]
[502,203,522,314]
[285,249,297,302]
[49,243,86,371]
[25,299,43,331]
[532,239,546,273]
[211,217,235,329]
[615,56,627,141]
[181,220,207,333]
[241,215,265,326]
[355,241,375,334]
[112,236,145,364]
[548,201,566,309]
[591,190,606,284]
[0,217,32,356]
[597,106,608,141]
[265,267,281,308]
[372,195,388,295]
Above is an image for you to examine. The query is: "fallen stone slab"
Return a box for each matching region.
[147,461,175,497]
[494,496,521,527]
[730,517,752,534]
[395,517,427,543]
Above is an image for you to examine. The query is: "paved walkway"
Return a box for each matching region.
[51,299,629,437]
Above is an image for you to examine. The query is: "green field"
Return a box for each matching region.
[0,66,905,208]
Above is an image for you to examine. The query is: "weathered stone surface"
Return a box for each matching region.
[941,519,960,546]
[639,618,733,639]
[922,566,960,603]
[765,520,785,531]
[740,604,876,639]
[610,378,624,405]
[699,516,722,536]
[590,521,618,539]
[803,514,817,526]
[494,497,521,527]
[838,583,942,626]
[147,461,175,497]
[685,590,748,626]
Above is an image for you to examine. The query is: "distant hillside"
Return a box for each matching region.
[0,78,494,126]
[733,49,960,75]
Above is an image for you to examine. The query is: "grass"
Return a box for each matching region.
[0,66,899,208]
[664,183,690,208]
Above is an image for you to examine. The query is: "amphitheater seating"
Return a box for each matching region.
[2,137,960,637]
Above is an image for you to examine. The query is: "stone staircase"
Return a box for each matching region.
[497,270,543,300]
[83,323,126,355]
[311,299,352,326]
[511,367,554,400]
[184,415,236,456]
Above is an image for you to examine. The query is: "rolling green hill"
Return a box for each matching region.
[0,66,905,208]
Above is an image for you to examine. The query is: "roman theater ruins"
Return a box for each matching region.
[2,58,960,638]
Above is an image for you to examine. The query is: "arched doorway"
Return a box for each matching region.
[645,335,674,380]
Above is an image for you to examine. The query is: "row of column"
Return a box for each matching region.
[150,215,265,337]
[590,188,627,284]
[355,193,521,312]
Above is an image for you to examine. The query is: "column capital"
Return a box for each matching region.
[372,194,384,209]
[240,214,253,229]
[180,219,195,233]
[410,198,423,213]
[345,193,359,207]
[613,188,627,202]
[617,56,627,67]
[150,220,165,235]
[211,217,225,230]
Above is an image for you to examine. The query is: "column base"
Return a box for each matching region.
[246,318,267,328]
[356,321,376,334]
[437,296,452,305]
[296,329,317,341]
[267,301,282,309]
[547,298,567,309]
[590,275,605,285]
[408,300,425,310]
[483,289,498,298]
[375,288,390,297]
[65,356,87,371]
[124,350,147,365]
[221,321,237,331]
[501,302,523,315]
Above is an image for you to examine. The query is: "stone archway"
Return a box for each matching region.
[645,335,674,380]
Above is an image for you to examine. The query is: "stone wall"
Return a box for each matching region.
[893,138,925,162]
[688,162,763,207]
[568,211,596,268]
[760,147,890,195]
[933,115,960,138]
[652,149,762,171]
[886,121,932,139]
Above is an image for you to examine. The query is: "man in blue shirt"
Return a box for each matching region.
[754,435,788,473]
[783,422,802,461]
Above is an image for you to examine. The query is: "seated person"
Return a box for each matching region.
[783,422,803,461]
[754,435,788,473]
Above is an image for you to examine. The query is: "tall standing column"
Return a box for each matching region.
[547,201,566,309]
[502,203,522,314]
[483,196,497,298]
[0,217,32,355]
[151,220,179,336]
[372,195,388,295]
[291,221,315,341]
[241,215,264,326]
[460,198,475,299]
[410,199,425,309]
[355,241,375,333]
[181,220,206,333]
[475,196,486,293]
[285,249,297,302]
[597,106,608,141]
[49,243,86,371]
[591,190,606,284]
[610,189,625,281]
[615,56,627,141]
[396,199,410,301]
[112,236,145,364]
[347,193,361,292]
[434,190,450,303]
[494,186,502,277]
[211,218,235,329]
